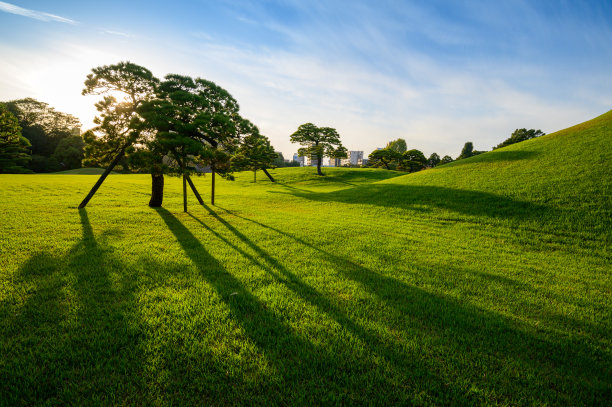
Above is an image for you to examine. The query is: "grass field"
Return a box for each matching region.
[1,112,610,405]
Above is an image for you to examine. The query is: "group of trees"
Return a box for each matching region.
[78,61,280,210]
[370,128,544,173]
[368,138,450,173]
[2,98,83,173]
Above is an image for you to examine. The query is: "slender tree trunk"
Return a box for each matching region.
[149,172,164,207]
[182,174,187,212]
[262,167,275,182]
[317,154,323,176]
[211,170,215,206]
[253,170,257,183]
[78,145,127,208]
[185,175,204,205]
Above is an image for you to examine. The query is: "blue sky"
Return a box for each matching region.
[1,0,611,159]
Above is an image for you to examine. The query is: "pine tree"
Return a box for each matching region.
[0,103,31,173]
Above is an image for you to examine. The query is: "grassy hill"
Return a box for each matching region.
[0,112,610,405]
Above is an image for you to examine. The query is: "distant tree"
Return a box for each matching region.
[290,123,347,176]
[53,135,84,170]
[427,152,440,168]
[232,129,278,182]
[439,155,454,165]
[457,142,474,160]
[5,98,80,158]
[0,103,31,173]
[368,148,401,170]
[494,128,545,149]
[398,149,427,173]
[273,151,285,167]
[386,138,407,153]
[79,61,159,208]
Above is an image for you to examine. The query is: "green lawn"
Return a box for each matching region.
[0,112,610,405]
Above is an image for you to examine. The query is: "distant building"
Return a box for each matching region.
[293,153,305,166]
[341,151,364,166]
[328,157,342,167]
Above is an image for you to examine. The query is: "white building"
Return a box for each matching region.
[341,151,364,166]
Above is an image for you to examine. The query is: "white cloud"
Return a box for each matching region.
[0,1,77,24]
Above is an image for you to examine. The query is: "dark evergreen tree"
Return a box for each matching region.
[0,103,31,173]
[290,123,347,176]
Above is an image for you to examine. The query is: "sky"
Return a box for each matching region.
[1,0,611,159]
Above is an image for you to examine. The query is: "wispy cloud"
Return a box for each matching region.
[0,1,77,24]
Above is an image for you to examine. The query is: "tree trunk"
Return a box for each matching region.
[317,155,323,176]
[149,172,164,207]
[262,167,275,182]
[182,174,187,212]
[211,170,215,206]
[253,170,257,183]
[78,146,126,208]
[185,175,204,205]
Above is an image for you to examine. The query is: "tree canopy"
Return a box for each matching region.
[290,123,347,176]
[0,103,31,173]
[232,128,278,182]
[427,152,440,168]
[368,148,401,170]
[398,149,427,173]
[494,128,545,150]
[386,138,407,153]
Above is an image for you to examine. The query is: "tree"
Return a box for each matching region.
[398,149,426,173]
[494,128,545,149]
[386,138,407,153]
[139,74,250,208]
[53,135,84,170]
[232,129,278,182]
[368,148,401,170]
[427,152,440,168]
[79,61,159,208]
[290,123,347,176]
[439,155,453,165]
[5,98,80,158]
[457,142,474,160]
[0,103,31,173]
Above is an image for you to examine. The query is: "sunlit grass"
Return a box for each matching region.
[0,112,610,405]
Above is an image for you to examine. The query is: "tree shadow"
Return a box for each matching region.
[0,209,145,405]
[209,208,609,405]
[272,183,557,223]
[156,207,441,404]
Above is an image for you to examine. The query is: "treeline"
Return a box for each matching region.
[369,128,545,173]
[0,98,83,173]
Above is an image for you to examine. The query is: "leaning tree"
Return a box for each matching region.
[290,123,347,176]
[232,124,278,183]
[78,61,159,208]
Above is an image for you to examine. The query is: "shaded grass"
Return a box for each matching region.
[0,111,611,405]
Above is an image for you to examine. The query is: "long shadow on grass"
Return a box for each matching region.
[213,208,609,405]
[157,207,443,404]
[188,207,462,403]
[0,209,145,405]
[275,183,558,222]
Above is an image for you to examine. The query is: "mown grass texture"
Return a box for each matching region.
[0,111,610,405]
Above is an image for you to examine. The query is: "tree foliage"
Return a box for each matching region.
[398,149,427,173]
[427,152,440,168]
[458,142,474,160]
[82,61,159,168]
[0,103,31,173]
[5,98,80,158]
[53,135,85,170]
[368,148,401,170]
[386,138,407,153]
[290,123,347,175]
[439,155,454,165]
[494,128,545,150]
[232,130,278,182]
